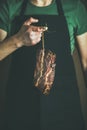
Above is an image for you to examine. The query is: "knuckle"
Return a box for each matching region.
[32,40,36,45]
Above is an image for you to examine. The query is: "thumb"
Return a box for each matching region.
[24,17,39,26]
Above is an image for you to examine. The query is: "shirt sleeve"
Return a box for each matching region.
[0,0,23,36]
[0,0,10,33]
[75,0,87,35]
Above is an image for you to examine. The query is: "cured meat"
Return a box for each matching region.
[34,49,56,95]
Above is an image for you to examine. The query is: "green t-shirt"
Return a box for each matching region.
[0,0,87,53]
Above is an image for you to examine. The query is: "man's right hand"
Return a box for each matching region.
[15,17,47,47]
[0,17,47,60]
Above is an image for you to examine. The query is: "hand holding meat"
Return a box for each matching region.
[15,17,46,47]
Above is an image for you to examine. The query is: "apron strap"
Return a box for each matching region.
[56,0,64,16]
[20,0,28,16]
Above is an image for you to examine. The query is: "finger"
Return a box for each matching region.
[24,17,39,26]
[27,26,45,33]
[31,37,41,45]
[30,31,42,40]
[31,26,48,32]
[30,31,42,36]
[29,31,42,45]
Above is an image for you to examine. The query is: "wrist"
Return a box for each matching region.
[13,34,24,48]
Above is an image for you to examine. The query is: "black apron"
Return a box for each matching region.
[5,0,85,130]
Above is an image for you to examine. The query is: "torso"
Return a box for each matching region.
[9,0,78,53]
[5,1,85,130]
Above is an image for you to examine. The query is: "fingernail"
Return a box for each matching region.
[43,26,48,31]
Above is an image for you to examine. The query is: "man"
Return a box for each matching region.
[0,0,87,130]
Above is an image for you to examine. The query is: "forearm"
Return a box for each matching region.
[81,60,87,88]
[0,35,23,61]
[76,32,87,88]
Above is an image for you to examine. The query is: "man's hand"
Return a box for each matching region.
[0,17,48,60]
[15,17,47,47]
